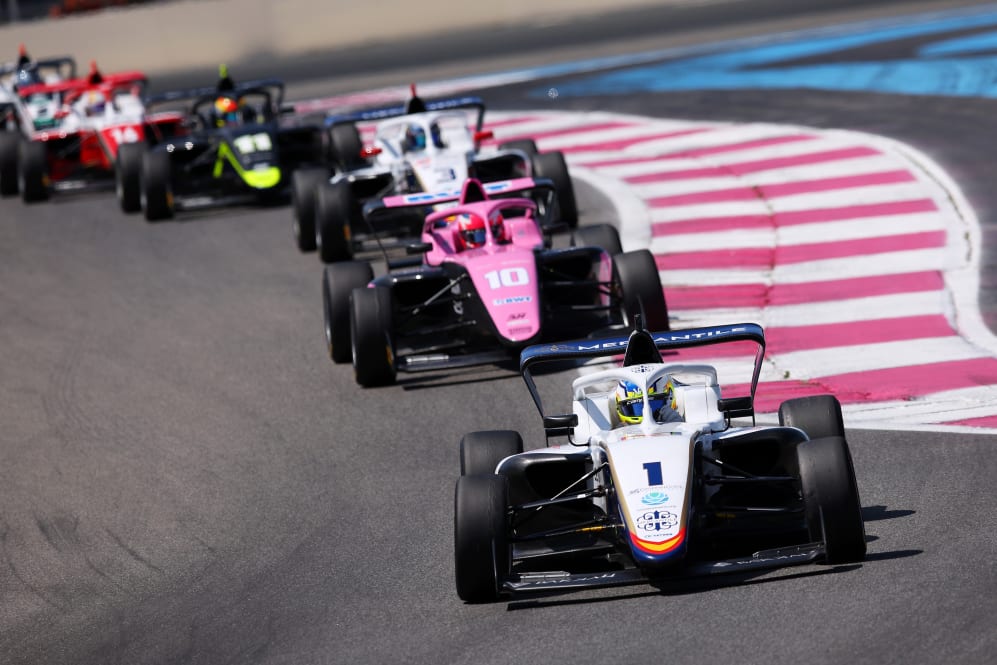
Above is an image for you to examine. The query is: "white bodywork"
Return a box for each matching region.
[566,364,727,555]
[331,110,513,195]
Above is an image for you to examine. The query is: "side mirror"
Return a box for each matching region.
[473,130,494,143]
[361,145,382,158]
[543,414,578,437]
[406,242,432,255]
[279,103,296,115]
[718,397,753,418]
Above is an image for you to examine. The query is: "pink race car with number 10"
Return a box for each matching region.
[321,177,670,387]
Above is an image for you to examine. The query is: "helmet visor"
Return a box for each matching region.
[461,228,486,247]
[618,396,645,419]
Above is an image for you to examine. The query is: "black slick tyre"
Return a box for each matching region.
[0,131,19,196]
[572,223,622,257]
[613,249,669,332]
[350,286,395,387]
[454,474,509,603]
[116,142,144,213]
[140,150,174,221]
[328,123,364,170]
[460,430,524,476]
[531,150,578,227]
[779,395,846,441]
[499,138,538,155]
[323,261,374,364]
[796,435,866,564]
[292,167,328,252]
[315,181,359,263]
[18,139,49,203]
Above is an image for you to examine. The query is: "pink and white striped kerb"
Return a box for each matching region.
[488,111,997,431]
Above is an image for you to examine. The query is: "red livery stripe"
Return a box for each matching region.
[629,528,686,555]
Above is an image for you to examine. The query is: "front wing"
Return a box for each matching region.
[503,543,824,594]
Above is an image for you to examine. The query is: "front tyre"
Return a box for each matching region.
[315,181,360,263]
[350,286,396,387]
[323,261,374,364]
[292,167,329,252]
[531,150,578,227]
[18,140,49,203]
[116,142,144,213]
[797,436,866,564]
[572,223,622,257]
[328,123,364,170]
[140,150,174,221]
[0,132,19,196]
[498,138,538,155]
[454,474,509,603]
[614,249,669,332]
[779,395,846,441]
[460,430,524,476]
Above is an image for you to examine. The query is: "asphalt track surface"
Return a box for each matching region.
[2,1,997,664]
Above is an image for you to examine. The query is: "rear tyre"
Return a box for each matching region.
[18,140,49,203]
[116,142,144,213]
[140,150,174,221]
[316,181,360,263]
[779,395,845,441]
[460,430,524,476]
[614,249,669,332]
[499,138,538,155]
[0,132,19,196]
[797,436,866,564]
[350,286,396,387]
[292,167,329,252]
[328,123,364,170]
[323,261,374,364]
[572,223,622,257]
[531,150,578,227]
[454,474,509,603]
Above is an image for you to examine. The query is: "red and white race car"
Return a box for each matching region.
[0,62,185,202]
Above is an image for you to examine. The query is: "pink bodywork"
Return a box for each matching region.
[377,177,614,345]
[422,197,545,343]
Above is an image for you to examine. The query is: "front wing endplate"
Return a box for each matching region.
[503,544,825,594]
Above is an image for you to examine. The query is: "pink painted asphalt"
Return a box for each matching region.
[666,271,944,309]
[484,112,996,428]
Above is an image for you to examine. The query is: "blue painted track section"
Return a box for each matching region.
[537,4,997,99]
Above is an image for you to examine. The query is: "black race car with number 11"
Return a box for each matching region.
[117,68,325,220]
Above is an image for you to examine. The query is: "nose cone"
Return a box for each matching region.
[463,247,541,343]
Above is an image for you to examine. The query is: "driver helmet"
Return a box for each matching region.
[615,377,676,425]
[455,213,487,250]
[85,89,106,116]
[489,210,508,243]
[214,96,242,126]
[404,123,426,151]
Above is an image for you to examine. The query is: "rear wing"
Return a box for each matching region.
[362,177,555,223]
[16,78,87,98]
[520,323,766,429]
[325,95,486,132]
[0,56,76,79]
[95,71,148,90]
[145,79,285,109]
